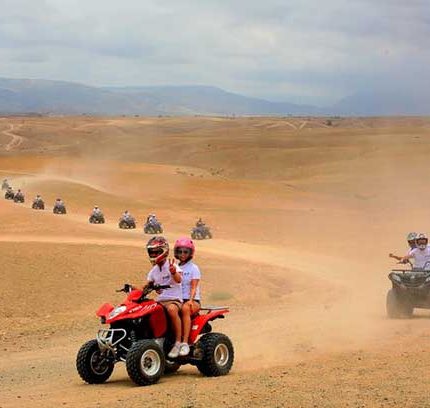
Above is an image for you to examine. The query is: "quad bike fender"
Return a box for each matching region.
[189,309,229,343]
[96,303,114,318]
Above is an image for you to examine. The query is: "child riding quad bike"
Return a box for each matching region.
[89,206,105,224]
[387,233,430,318]
[191,225,212,240]
[119,211,136,229]
[4,187,14,200]
[13,189,25,203]
[32,195,45,210]
[144,218,163,234]
[76,283,234,386]
[53,199,66,214]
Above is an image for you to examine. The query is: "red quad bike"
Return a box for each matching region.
[76,284,234,386]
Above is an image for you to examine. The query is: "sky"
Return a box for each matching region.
[0,0,429,106]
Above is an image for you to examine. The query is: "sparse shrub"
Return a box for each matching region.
[209,291,233,301]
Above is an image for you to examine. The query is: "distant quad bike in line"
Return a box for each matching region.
[386,263,430,318]
[144,221,163,234]
[13,192,25,203]
[4,189,14,200]
[119,217,136,229]
[191,225,213,240]
[76,284,234,386]
[89,213,105,224]
[32,199,45,210]
[53,203,67,214]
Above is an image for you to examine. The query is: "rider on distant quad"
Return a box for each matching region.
[93,206,102,216]
[196,218,205,228]
[34,194,43,203]
[401,233,430,270]
[55,198,65,206]
[128,236,183,359]
[4,186,14,199]
[122,210,132,220]
[389,232,417,263]
[147,213,158,224]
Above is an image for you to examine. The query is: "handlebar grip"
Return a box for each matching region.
[154,284,171,290]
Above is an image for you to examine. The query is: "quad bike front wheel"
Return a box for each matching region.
[196,333,234,377]
[386,289,413,319]
[126,340,165,386]
[76,339,115,384]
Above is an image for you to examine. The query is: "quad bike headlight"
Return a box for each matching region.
[108,305,127,319]
[392,274,402,283]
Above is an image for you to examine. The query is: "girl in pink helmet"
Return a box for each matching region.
[174,237,201,356]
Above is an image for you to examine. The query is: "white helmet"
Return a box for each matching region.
[407,232,417,242]
[416,233,428,250]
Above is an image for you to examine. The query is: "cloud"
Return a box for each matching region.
[0,0,428,105]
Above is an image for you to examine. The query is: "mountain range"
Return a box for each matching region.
[0,78,427,116]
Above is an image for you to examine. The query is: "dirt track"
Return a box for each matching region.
[1,116,430,407]
[2,124,25,151]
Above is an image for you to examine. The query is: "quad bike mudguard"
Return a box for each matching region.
[189,308,229,343]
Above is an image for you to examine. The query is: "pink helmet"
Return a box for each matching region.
[174,237,195,259]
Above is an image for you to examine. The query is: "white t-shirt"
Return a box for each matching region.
[147,261,183,301]
[409,247,430,270]
[180,261,201,301]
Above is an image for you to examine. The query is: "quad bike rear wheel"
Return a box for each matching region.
[386,289,413,319]
[76,339,115,384]
[126,340,165,386]
[196,333,234,377]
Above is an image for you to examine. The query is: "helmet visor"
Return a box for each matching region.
[148,247,164,258]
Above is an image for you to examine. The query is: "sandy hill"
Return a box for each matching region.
[1,115,430,407]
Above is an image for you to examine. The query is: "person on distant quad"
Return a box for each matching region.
[174,237,201,357]
[402,233,430,270]
[389,232,417,263]
[196,218,205,228]
[34,194,42,203]
[5,186,14,198]
[15,189,23,198]
[55,198,64,206]
[147,213,158,224]
[128,236,183,358]
[122,210,131,220]
[92,206,102,216]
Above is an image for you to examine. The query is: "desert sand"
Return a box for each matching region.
[1,115,430,407]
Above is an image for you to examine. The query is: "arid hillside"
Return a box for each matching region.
[1,116,430,407]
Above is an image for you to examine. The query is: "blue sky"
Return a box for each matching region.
[0,0,428,105]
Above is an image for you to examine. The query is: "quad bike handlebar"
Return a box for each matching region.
[391,261,430,273]
[116,283,171,295]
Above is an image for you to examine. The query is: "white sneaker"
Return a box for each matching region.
[179,343,190,356]
[167,343,181,359]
